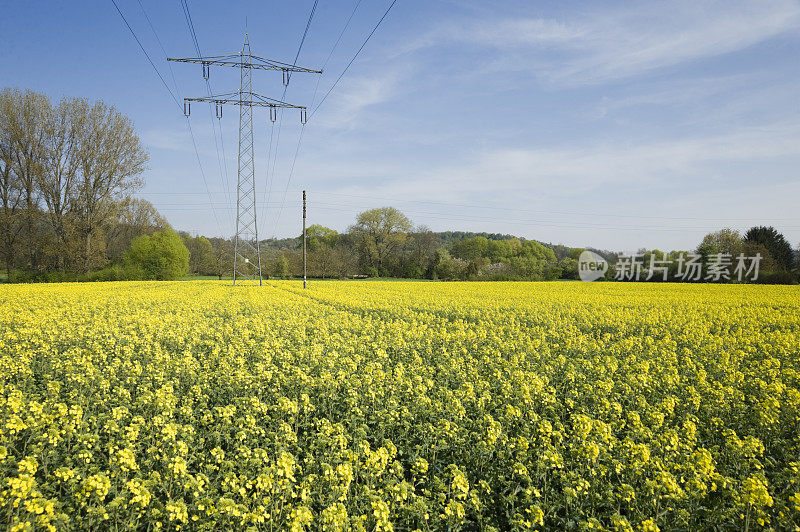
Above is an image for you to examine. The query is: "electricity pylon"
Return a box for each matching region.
[169,33,321,285]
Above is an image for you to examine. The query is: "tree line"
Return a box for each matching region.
[3,88,797,284]
[182,207,798,284]
[0,88,156,280]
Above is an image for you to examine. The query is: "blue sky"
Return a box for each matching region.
[2,0,800,251]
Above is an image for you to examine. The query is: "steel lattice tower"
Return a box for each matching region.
[234,35,259,284]
[169,33,320,285]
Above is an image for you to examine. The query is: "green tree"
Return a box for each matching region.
[487,238,521,262]
[124,229,189,280]
[349,207,412,274]
[271,254,290,279]
[183,235,218,276]
[465,256,489,278]
[106,198,168,264]
[696,228,743,259]
[744,226,794,271]
[559,257,579,280]
[520,240,557,261]
[452,236,489,261]
[434,249,467,280]
[303,224,339,251]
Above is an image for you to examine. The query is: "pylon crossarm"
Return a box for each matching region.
[249,54,322,73]
[167,54,321,73]
[185,93,306,110]
[171,32,321,286]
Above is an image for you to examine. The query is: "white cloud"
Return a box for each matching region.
[439,122,800,191]
[590,73,755,119]
[414,0,800,85]
[308,121,800,209]
[311,67,408,128]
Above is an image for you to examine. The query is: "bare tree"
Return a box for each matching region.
[73,101,148,272]
[0,91,24,277]
[4,89,49,270]
[0,89,151,276]
[106,197,168,263]
[38,97,84,269]
[408,225,438,277]
[309,244,343,279]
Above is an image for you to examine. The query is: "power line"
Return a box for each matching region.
[185,122,224,231]
[267,0,367,237]
[150,199,800,233]
[135,0,182,96]
[133,2,230,229]
[110,0,181,109]
[292,0,319,75]
[310,0,399,119]
[137,187,800,223]
[271,126,307,235]
[179,0,202,56]
[311,191,800,223]
[261,0,322,234]
[290,203,800,233]
[130,0,231,231]
[170,34,320,285]
[178,0,234,227]
[109,0,224,235]
[308,0,364,110]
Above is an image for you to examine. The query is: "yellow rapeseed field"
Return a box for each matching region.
[1,280,799,531]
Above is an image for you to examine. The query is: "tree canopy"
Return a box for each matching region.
[0,87,149,277]
[125,229,189,280]
[745,226,794,271]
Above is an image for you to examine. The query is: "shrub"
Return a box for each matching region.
[124,229,189,280]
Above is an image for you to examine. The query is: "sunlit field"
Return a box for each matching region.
[1,281,799,530]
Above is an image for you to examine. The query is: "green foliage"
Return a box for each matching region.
[745,226,795,271]
[350,207,413,272]
[697,228,744,259]
[560,257,579,280]
[434,249,467,280]
[303,224,339,251]
[271,254,291,279]
[450,236,560,280]
[521,240,556,262]
[87,264,144,282]
[452,236,490,261]
[183,235,218,276]
[124,229,189,281]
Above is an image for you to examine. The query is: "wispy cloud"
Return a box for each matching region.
[443,122,800,191]
[312,65,410,128]
[144,1,800,248]
[412,0,800,85]
[590,73,755,119]
[322,121,800,206]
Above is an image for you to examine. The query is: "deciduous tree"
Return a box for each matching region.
[349,207,412,274]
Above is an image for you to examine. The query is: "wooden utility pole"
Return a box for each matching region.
[302,190,307,289]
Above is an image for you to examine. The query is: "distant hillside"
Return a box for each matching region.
[257,230,617,262]
[433,231,518,246]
